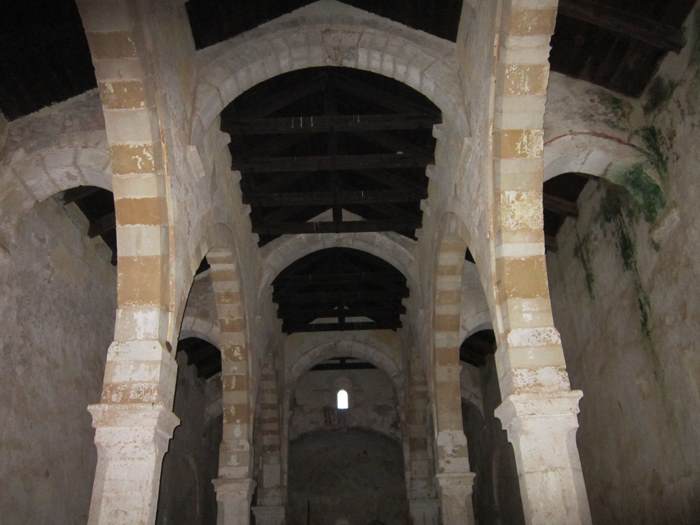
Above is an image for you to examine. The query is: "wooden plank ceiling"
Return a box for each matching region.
[272,248,408,333]
[223,67,439,246]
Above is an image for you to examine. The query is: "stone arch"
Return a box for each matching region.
[192,0,466,145]
[288,338,403,392]
[180,313,222,350]
[0,141,111,248]
[431,212,473,479]
[544,133,666,222]
[488,0,572,399]
[204,244,253,482]
[259,232,417,301]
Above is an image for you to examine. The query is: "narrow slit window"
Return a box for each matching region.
[337,389,349,410]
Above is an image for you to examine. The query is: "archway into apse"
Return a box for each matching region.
[220,66,440,250]
[156,337,222,525]
[460,329,525,525]
[0,186,116,524]
[288,357,408,524]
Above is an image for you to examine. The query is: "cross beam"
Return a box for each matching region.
[253,219,420,236]
[225,113,437,134]
[244,189,427,207]
[233,153,431,173]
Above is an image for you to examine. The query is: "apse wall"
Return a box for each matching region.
[0,198,116,524]
[287,429,409,525]
[546,16,700,523]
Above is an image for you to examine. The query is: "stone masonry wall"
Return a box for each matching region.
[547,9,700,523]
[0,197,116,524]
[290,368,401,441]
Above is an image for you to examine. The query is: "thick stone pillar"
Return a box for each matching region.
[214,478,256,525]
[252,505,285,525]
[87,341,179,525]
[496,392,591,525]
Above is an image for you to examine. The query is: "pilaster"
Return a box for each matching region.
[436,471,476,525]
[213,477,256,525]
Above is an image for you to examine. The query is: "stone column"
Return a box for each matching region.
[496,392,592,525]
[252,505,285,525]
[214,477,256,525]
[436,472,476,525]
[408,497,440,525]
[87,341,179,525]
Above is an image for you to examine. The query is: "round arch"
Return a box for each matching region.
[259,231,417,302]
[191,0,465,145]
[288,338,403,393]
[0,141,111,248]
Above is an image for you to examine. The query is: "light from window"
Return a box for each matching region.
[337,389,349,410]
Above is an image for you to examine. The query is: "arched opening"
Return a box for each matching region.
[0,186,116,523]
[272,248,409,333]
[459,329,525,525]
[156,337,222,525]
[336,389,349,410]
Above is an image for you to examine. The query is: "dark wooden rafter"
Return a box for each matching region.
[244,188,427,207]
[225,113,437,134]
[557,0,685,52]
[272,248,408,333]
[310,357,377,371]
[227,67,438,245]
[253,219,421,236]
[232,152,431,173]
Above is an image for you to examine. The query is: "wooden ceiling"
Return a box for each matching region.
[0,1,695,122]
[224,67,439,246]
[272,248,408,333]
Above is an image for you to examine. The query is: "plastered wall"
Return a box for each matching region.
[546,9,700,523]
[0,198,116,524]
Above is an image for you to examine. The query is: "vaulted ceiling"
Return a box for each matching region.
[1,0,695,120]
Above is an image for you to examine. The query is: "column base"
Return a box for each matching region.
[495,391,592,525]
[408,497,439,525]
[436,472,476,525]
[214,477,256,525]
[252,505,285,525]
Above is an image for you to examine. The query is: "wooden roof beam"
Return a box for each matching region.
[543,193,578,217]
[245,189,427,207]
[233,153,432,173]
[558,0,685,52]
[225,113,438,134]
[253,218,420,235]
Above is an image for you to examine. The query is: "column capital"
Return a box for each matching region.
[495,390,583,431]
[252,505,285,525]
[88,403,180,452]
[435,471,476,495]
[213,477,256,502]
